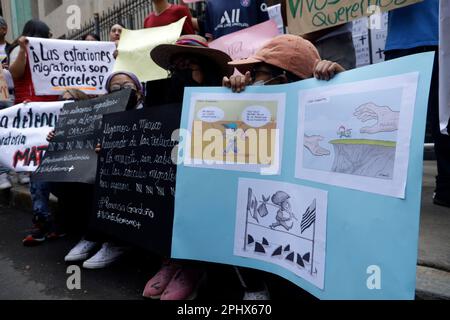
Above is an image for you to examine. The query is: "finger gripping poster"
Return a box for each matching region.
[33,90,131,184]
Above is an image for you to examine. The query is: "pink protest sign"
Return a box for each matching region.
[209,20,280,62]
[182,0,204,3]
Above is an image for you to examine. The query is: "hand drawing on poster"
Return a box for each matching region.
[234,178,328,290]
[185,93,286,174]
[296,73,419,199]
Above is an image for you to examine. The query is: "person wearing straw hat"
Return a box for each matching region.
[142,34,234,301]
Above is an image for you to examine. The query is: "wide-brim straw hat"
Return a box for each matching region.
[151,35,234,77]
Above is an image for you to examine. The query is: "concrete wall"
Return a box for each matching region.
[1,0,39,41]
[36,0,123,39]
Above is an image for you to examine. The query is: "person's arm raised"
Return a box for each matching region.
[9,37,28,80]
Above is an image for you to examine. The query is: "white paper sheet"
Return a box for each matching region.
[296,73,419,199]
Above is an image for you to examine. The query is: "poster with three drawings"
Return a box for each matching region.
[297,73,419,199]
[172,53,432,299]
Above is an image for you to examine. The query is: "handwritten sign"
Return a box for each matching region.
[33,90,131,184]
[92,105,182,256]
[210,20,280,62]
[27,37,116,95]
[0,101,66,172]
[286,0,422,35]
[0,65,9,101]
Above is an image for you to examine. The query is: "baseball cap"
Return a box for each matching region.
[229,35,321,80]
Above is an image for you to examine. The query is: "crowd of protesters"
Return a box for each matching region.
[0,0,446,301]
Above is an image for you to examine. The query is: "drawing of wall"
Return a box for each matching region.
[330,139,396,180]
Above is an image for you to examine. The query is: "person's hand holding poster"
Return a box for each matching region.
[27,37,116,95]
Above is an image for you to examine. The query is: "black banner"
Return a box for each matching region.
[92,105,182,256]
[33,90,131,184]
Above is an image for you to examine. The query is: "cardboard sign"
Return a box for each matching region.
[172,52,434,299]
[0,101,66,172]
[27,37,116,95]
[33,90,131,184]
[286,0,422,35]
[92,105,182,256]
[440,0,450,134]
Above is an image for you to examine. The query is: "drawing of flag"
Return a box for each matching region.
[301,199,316,234]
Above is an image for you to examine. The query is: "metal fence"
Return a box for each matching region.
[66,0,203,41]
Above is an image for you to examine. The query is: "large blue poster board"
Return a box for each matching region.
[172,53,434,299]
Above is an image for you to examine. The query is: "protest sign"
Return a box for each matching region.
[33,90,131,184]
[172,52,434,299]
[0,65,9,101]
[27,37,116,96]
[440,1,450,135]
[92,105,182,256]
[210,20,280,62]
[0,101,66,172]
[286,0,422,35]
[114,18,185,82]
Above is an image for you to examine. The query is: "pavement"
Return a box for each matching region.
[0,161,449,300]
[416,161,450,300]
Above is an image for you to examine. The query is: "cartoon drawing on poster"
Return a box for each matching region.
[296,73,419,199]
[234,178,328,290]
[186,93,286,174]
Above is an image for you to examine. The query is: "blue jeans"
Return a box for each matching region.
[30,181,51,223]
